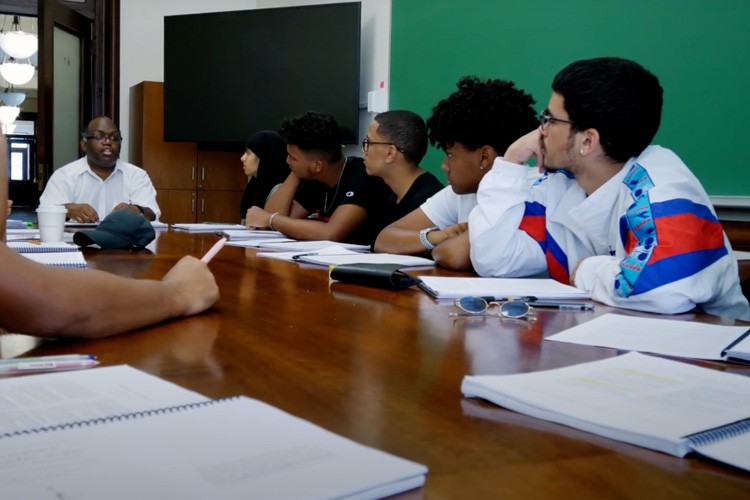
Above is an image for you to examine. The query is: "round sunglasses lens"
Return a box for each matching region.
[500,301,530,318]
[457,296,488,313]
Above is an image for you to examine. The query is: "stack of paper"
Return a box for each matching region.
[462,352,750,471]
[222,229,294,248]
[257,244,435,268]
[172,223,247,232]
[417,276,590,299]
[5,228,40,241]
[546,313,750,362]
[221,229,287,240]
[257,240,371,253]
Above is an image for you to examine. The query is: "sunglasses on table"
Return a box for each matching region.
[450,296,536,320]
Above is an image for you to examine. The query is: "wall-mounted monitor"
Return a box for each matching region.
[164,2,361,145]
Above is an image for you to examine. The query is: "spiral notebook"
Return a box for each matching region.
[462,352,750,471]
[19,251,88,268]
[0,365,427,499]
[8,242,80,253]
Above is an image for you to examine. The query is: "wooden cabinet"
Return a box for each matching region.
[129,81,247,223]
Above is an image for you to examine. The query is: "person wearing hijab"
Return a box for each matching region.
[239,130,289,222]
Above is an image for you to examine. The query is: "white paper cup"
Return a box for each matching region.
[36,206,68,243]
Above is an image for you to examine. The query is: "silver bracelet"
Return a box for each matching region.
[268,212,280,230]
[419,226,439,251]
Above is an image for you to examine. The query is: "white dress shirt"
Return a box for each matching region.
[40,157,160,220]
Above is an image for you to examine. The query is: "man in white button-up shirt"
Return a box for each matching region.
[40,116,160,222]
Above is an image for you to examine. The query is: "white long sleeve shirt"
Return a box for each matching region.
[470,146,750,320]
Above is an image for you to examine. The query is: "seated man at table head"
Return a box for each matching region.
[239,130,289,224]
[0,133,218,338]
[245,111,390,245]
[362,110,443,231]
[471,57,750,320]
[39,116,160,223]
[374,76,538,270]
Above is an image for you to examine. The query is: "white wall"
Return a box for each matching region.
[119,0,391,161]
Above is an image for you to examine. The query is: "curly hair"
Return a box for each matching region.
[279,111,344,162]
[552,57,663,163]
[426,76,538,153]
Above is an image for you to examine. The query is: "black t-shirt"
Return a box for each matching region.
[379,171,445,228]
[295,157,391,244]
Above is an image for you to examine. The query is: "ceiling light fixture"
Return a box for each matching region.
[0,86,25,107]
[0,104,20,125]
[0,56,35,85]
[0,15,38,59]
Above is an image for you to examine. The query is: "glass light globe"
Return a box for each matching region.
[0,30,38,59]
[0,104,20,124]
[0,58,34,85]
[0,90,25,106]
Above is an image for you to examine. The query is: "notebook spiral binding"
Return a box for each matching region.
[0,396,241,440]
[8,243,79,253]
[686,416,750,448]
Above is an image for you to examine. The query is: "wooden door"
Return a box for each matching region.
[37,0,93,186]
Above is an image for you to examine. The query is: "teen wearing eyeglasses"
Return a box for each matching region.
[471,57,749,320]
[362,110,443,237]
[39,116,160,222]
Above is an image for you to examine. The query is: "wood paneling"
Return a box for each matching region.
[129,81,245,224]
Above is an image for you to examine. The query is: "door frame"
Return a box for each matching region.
[37,0,119,189]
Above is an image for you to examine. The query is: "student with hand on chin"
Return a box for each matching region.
[374,76,538,271]
[471,57,750,320]
[245,111,390,245]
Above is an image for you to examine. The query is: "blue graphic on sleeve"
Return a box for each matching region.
[614,164,656,297]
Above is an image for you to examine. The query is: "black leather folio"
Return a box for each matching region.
[328,263,421,290]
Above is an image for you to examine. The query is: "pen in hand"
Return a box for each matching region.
[201,237,227,263]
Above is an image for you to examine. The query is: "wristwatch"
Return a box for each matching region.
[419,226,439,251]
[132,204,146,216]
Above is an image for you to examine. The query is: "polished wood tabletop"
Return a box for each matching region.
[2,229,750,498]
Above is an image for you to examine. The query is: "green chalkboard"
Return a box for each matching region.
[390,0,750,199]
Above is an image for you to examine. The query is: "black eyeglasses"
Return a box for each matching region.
[450,296,535,320]
[361,138,403,153]
[84,133,123,143]
[538,110,575,131]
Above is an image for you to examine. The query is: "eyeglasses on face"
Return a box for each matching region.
[538,110,575,131]
[451,296,535,320]
[84,133,123,143]
[361,138,403,153]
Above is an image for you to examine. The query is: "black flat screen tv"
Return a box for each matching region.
[163,3,361,145]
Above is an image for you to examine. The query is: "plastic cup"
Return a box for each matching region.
[36,206,68,243]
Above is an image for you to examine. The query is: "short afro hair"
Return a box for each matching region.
[427,76,538,153]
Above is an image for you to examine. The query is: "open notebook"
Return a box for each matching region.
[0,365,427,499]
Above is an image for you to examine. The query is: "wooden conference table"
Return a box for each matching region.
[2,229,750,498]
